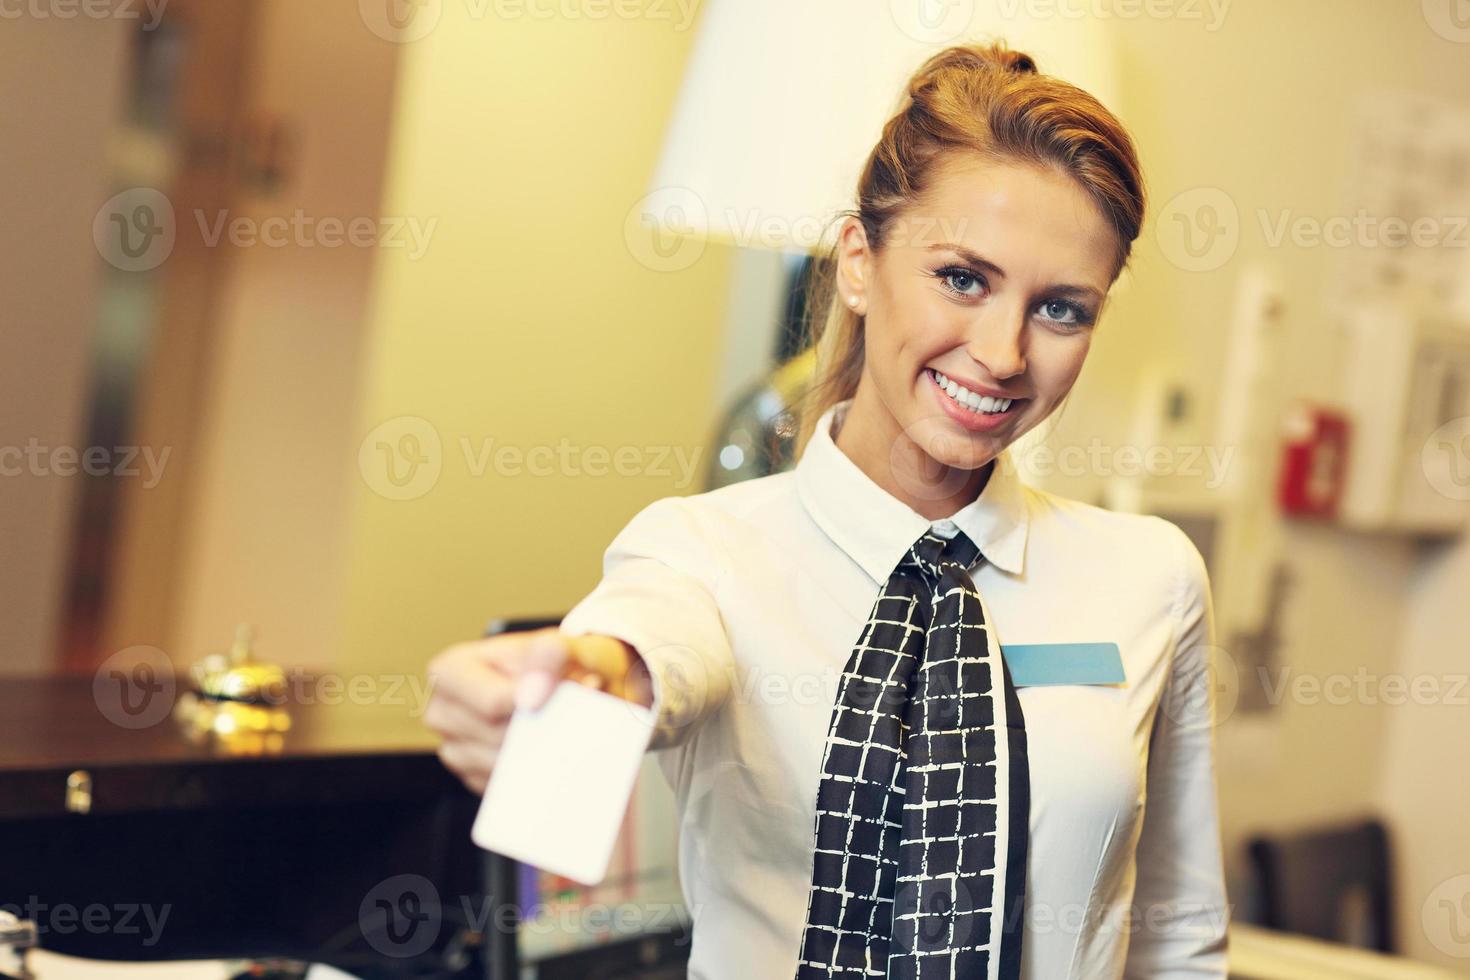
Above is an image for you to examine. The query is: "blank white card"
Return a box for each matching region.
[471,679,655,886]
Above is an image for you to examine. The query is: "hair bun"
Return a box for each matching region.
[987,44,1038,74]
[906,41,1039,100]
[963,40,1038,75]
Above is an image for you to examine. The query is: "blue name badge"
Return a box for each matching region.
[1000,642,1126,687]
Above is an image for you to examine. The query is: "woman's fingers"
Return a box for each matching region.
[424,688,505,748]
[425,628,641,795]
[514,631,572,710]
[427,642,517,721]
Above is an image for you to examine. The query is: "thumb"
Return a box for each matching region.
[514,632,570,710]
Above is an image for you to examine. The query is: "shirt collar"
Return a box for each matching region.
[795,398,1030,584]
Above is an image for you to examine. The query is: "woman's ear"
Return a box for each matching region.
[835,216,871,317]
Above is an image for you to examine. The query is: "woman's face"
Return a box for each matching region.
[837,154,1119,489]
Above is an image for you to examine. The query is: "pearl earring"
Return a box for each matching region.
[847,295,859,307]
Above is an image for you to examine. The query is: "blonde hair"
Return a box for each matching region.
[790,41,1146,457]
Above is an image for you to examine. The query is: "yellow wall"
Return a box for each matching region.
[338,6,731,676]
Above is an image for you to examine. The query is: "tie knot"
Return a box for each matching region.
[902,526,981,587]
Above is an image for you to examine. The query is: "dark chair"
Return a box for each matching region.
[1246,817,1395,952]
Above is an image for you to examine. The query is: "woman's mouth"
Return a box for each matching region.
[925,368,1023,431]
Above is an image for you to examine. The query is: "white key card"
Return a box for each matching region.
[471,679,655,885]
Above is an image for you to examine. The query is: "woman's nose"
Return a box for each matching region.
[965,310,1027,381]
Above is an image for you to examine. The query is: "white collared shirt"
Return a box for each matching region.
[560,399,1229,979]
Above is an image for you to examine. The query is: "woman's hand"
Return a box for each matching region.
[424,627,653,794]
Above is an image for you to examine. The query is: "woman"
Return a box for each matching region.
[427,42,1229,980]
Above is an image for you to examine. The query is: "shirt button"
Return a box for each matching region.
[931,519,959,538]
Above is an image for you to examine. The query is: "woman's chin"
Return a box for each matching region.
[907,416,998,467]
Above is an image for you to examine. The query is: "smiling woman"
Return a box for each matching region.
[429,38,1227,980]
[795,42,1145,520]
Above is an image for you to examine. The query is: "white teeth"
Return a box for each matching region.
[930,369,1012,415]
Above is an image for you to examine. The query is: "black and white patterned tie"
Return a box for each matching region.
[796,527,1030,980]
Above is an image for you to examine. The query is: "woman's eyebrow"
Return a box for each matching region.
[925,241,1104,303]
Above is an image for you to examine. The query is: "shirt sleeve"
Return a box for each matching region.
[1122,521,1231,978]
[558,495,736,751]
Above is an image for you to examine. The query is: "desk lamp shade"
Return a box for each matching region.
[642,0,1121,253]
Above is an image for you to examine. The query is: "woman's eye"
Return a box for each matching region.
[1040,299,1075,322]
[936,266,984,297]
[1038,298,1093,327]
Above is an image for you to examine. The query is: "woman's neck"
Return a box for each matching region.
[833,384,993,521]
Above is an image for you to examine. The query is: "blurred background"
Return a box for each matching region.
[4,0,1470,977]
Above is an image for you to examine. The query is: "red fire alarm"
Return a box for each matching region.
[1278,404,1351,518]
